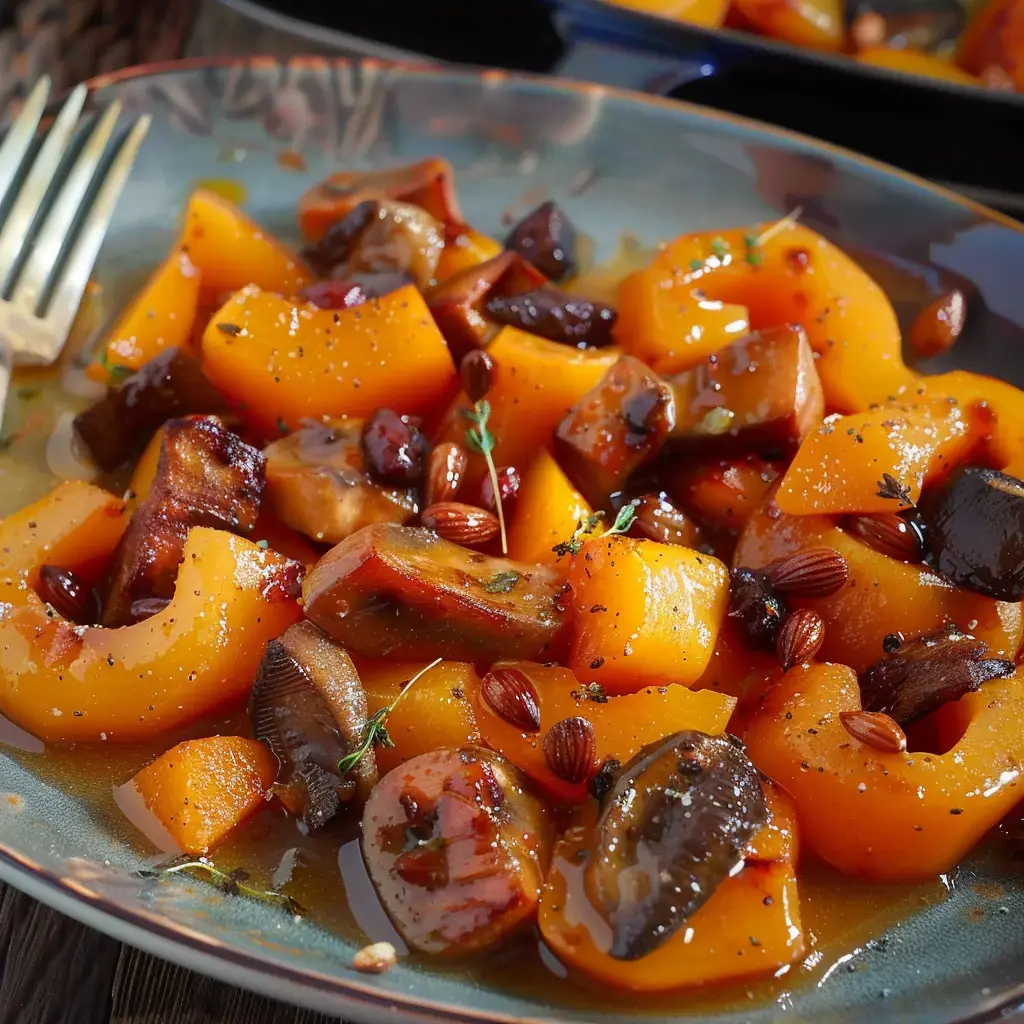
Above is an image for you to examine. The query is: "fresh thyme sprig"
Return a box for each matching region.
[552,504,638,559]
[136,855,305,916]
[463,399,508,554]
[338,657,443,780]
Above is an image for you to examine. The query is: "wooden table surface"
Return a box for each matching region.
[0,881,342,1024]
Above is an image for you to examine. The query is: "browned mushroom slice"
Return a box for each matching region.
[251,620,376,827]
[586,730,767,960]
[73,347,226,471]
[668,325,823,455]
[362,746,553,955]
[553,355,676,508]
[427,251,547,361]
[486,287,617,349]
[505,200,578,281]
[102,418,265,626]
[300,199,444,290]
[303,523,571,661]
[298,157,463,242]
[264,420,418,546]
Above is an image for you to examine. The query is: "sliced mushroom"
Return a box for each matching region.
[73,347,226,471]
[251,620,375,827]
[103,418,266,626]
[303,523,571,662]
[298,157,463,242]
[300,198,444,290]
[427,251,547,361]
[361,746,553,955]
[858,625,1015,725]
[668,325,823,456]
[264,419,418,546]
[922,465,1024,601]
[553,355,676,508]
[585,730,767,961]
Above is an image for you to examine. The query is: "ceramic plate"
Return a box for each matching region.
[2,56,1024,1024]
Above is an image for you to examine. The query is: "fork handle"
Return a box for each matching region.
[0,334,12,435]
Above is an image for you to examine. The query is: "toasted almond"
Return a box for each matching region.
[776,608,825,671]
[425,441,468,506]
[908,289,966,359]
[421,501,499,546]
[767,547,849,598]
[460,348,495,403]
[847,512,924,562]
[481,666,542,732]
[839,710,907,753]
[543,716,597,783]
[352,941,398,974]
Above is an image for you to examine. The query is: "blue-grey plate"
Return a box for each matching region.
[3,56,1024,1024]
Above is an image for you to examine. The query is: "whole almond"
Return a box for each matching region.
[424,442,468,506]
[460,348,495,403]
[908,289,966,359]
[847,513,924,562]
[777,608,825,671]
[481,666,542,732]
[421,501,499,546]
[543,716,597,783]
[839,710,907,753]
[767,548,849,598]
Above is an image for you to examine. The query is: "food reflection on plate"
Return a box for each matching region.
[3,153,1024,1003]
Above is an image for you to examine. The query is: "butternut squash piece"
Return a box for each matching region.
[777,398,979,516]
[179,189,313,299]
[734,495,1022,672]
[744,662,1024,879]
[0,492,302,742]
[567,536,730,694]
[359,660,481,775]
[201,285,457,436]
[612,0,729,27]
[540,787,803,992]
[858,47,981,85]
[475,661,735,802]
[433,326,619,488]
[130,736,276,854]
[434,227,504,283]
[87,249,200,382]
[728,0,844,49]
[506,449,593,566]
[615,223,913,411]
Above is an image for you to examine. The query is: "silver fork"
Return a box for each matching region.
[0,76,151,429]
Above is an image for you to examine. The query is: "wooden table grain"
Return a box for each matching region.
[0,882,342,1024]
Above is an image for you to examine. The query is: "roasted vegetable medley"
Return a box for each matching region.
[4,156,1024,996]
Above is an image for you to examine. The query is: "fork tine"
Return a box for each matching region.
[0,77,51,208]
[0,83,87,295]
[45,115,151,344]
[10,99,123,316]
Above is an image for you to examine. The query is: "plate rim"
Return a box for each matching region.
[1,53,1022,1024]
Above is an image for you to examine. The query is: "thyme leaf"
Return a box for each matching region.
[137,855,305,916]
[551,505,638,560]
[482,570,521,594]
[745,206,804,266]
[338,657,443,780]
[464,399,507,554]
[876,472,915,508]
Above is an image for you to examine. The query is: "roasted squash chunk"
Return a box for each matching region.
[668,324,823,454]
[264,418,418,545]
[201,284,457,437]
[567,536,730,694]
[303,524,571,662]
[129,736,277,855]
[103,418,265,626]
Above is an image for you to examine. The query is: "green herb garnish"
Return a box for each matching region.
[744,207,804,267]
[482,570,521,594]
[552,505,638,560]
[338,657,443,780]
[137,855,305,916]
[463,399,507,554]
